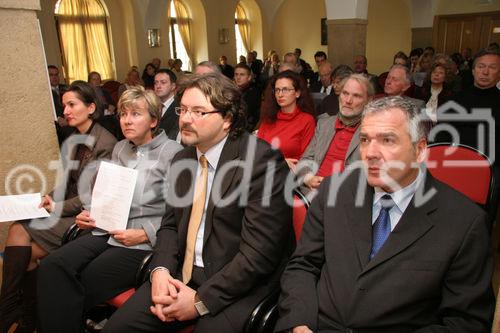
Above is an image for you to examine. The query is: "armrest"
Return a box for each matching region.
[61,224,83,246]
[244,289,280,333]
[135,252,153,288]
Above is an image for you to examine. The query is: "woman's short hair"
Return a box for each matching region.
[118,86,162,135]
[63,80,100,120]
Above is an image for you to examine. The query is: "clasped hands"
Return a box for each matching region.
[150,269,199,322]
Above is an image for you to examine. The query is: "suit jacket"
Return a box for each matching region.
[158,99,180,141]
[316,92,340,116]
[296,114,360,194]
[151,133,294,329]
[51,122,117,217]
[276,168,494,332]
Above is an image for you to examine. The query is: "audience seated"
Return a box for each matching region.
[414,62,453,121]
[257,70,316,171]
[437,49,500,199]
[154,68,180,142]
[275,96,494,333]
[194,61,221,75]
[316,65,353,117]
[141,63,157,90]
[309,51,328,88]
[296,74,374,197]
[101,73,294,333]
[234,63,262,131]
[309,61,333,94]
[353,55,381,93]
[218,55,234,79]
[260,52,280,85]
[37,86,182,333]
[375,64,425,109]
[118,67,143,98]
[0,81,117,333]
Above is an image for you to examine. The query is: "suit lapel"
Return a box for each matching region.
[316,116,337,164]
[345,126,360,162]
[203,135,242,244]
[360,172,438,275]
[344,171,373,270]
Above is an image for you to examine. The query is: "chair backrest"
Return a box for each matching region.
[292,189,310,241]
[426,143,493,206]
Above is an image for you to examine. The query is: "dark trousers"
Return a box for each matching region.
[37,233,150,333]
[102,266,236,333]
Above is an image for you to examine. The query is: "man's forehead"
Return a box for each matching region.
[155,73,170,81]
[181,87,212,106]
[476,54,500,65]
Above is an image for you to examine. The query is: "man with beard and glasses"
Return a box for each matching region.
[103,73,294,333]
[295,74,374,196]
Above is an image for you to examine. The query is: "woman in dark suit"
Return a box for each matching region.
[0,81,117,333]
[414,62,453,122]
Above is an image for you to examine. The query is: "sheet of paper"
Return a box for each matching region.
[90,161,138,232]
[0,193,50,223]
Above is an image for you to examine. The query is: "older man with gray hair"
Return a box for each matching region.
[276,96,494,333]
[378,64,424,109]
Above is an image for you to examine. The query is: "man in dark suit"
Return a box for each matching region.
[218,55,234,79]
[276,96,494,333]
[154,68,179,141]
[234,63,262,131]
[103,73,294,332]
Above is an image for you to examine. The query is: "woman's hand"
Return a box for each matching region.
[75,210,96,230]
[109,229,148,247]
[39,195,55,213]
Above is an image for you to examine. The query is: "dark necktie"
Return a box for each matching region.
[370,194,395,260]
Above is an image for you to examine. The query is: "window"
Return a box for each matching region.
[235,3,250,61]
[169,0,192,71]
[55,0,113,82]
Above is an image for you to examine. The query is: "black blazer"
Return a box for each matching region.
[158,99,180,141]
[151,133,295,330]
[276,168,494,332]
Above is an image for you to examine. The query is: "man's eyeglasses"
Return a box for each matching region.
[273,87,295,95]
[175,107,223,119]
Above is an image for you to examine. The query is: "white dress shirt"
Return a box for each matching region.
[193,135,228,267]
[372,168,423,231]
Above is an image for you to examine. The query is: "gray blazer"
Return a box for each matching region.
[296,114,361,193]
[101,130,182,251]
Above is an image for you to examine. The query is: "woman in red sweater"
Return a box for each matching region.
[257,70,316,170]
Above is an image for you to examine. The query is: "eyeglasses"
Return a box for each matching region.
[273,87,295,95]
[175,107,222,119]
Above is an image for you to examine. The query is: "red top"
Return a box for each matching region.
[317,118,358,177]
[257,107,316,160]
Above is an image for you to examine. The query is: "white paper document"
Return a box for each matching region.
[90,161,138,232]
[0,193,50,223]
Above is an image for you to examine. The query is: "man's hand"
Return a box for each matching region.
[303,174,324,190]
[285,158,299,173]
[162,278,199,321]
[150,269,178,322]
[293,325,313,333]
[39,194,55,213]
[75,210,96,230]
[109,229,148,246]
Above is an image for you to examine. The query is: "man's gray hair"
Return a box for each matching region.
[196,61,221,73]
[389,64,411,85]
[362,96,430,142]
[339,73,375,97]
